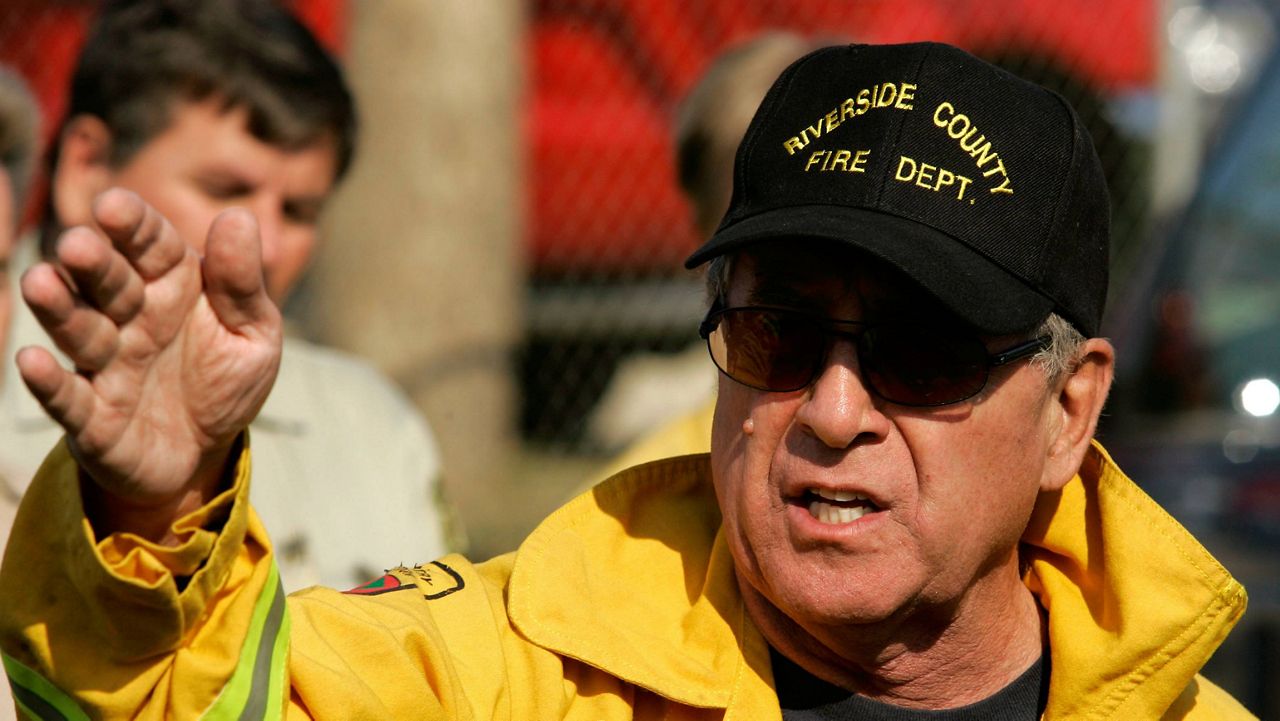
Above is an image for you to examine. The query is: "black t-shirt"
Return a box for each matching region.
[772,648,1049,720]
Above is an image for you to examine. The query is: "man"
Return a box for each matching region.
[0,66,41,721]
[0,0,451,592]
[0,67,38,380]
[1,42,1253,717]
[0,66,39,536]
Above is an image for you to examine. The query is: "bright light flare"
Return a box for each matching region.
[1239,378,1280,418]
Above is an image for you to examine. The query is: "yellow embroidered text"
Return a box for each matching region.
[894,155,973,201]
[783,82,917,156]
[932,102,1013,195]
[804,148,872,173]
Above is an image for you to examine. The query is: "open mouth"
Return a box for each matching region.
[803,488,881,525]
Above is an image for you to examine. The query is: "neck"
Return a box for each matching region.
[747,552,1045,709]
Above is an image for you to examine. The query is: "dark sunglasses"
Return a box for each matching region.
[699,306,1051,407]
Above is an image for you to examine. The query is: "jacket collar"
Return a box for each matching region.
[507,455,763,709]
[1024,442,1246,717]
[506,444,1245,715]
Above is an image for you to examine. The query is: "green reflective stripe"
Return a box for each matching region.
[11,683,66,721]
[259,602,290,718]
[203,562,289,720]
[2,652,90,721]
[237,576,288,721]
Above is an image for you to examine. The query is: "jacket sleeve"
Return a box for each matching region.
[0,441,564,719]
[0,439,287,719]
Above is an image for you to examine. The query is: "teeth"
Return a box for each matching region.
[813,488,869,502]
[807,500,871,525]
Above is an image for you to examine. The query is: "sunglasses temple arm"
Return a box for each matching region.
[989,337,1052,366]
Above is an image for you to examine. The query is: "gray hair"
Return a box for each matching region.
[0,68,40,226]
[705,254,733,305]
[704,253,1088,382]
[1028,312,1087,381]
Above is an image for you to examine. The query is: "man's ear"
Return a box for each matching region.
[1040,337,1115,492]
[52,115,114,229]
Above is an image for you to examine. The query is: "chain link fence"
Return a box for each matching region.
[12,0,1249,476]
[2,0,1156,456]
[3,3,1277,713]
[523,0,1157,452]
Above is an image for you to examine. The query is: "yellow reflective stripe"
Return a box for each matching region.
[2,652,90,721]
[202,562,289,720]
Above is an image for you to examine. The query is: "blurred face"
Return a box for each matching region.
[0,169,14,356]
[709,242,1060,635]
[106,98,337,302]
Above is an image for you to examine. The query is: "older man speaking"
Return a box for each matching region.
[0,42,1252,718]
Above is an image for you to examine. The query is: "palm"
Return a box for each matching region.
[17,190,281,505]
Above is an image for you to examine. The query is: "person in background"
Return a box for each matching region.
[1,42,1252,717]
[0,0,453,592]
[593,32,819,479]
[0,64,40,721]
[0,66,40,537]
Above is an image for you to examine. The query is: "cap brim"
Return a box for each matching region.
[685,205,1054,336]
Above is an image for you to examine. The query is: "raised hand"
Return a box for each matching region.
[15,189,282,541]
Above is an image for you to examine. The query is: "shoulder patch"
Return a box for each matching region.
[345,562,465,600]
[345,572,410,596]
[406,561,466,599]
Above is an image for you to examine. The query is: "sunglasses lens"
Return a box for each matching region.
[709,309,823,391]
[707,308,997,404]
[860,327,988,405]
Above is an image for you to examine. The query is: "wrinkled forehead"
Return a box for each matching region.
[726,239,959,322]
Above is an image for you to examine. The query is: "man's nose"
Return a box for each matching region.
[793,340,891,449]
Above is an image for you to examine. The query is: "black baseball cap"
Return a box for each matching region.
[685,42,1110,337]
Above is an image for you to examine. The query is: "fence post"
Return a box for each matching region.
[305,0,523,555]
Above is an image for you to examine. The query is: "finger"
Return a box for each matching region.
[91,188,189,281]
[21,263,120,372]
[203,208,280,333]
[54,225,146,324]
[15,346,96,435]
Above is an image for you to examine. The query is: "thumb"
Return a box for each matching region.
[202,208,280,334]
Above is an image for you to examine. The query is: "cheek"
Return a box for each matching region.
[710,377,789,483]
[266,231,317,301]
[710,379,752,512]
[709,385,776,586]
[171,211,218,255]
[904,410,1050,557]
[279,230,317,274]
[125,185,217,254]
[709,379,800,538]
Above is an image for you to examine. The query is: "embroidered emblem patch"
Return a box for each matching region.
[345,572,408,596]
[343,561,465,600]
[406,561,466,599]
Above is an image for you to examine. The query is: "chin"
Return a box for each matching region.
[793,594,908,628]
[759,565,918,629]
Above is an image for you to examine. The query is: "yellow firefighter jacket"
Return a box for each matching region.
[0,440,1255,719]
